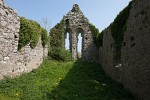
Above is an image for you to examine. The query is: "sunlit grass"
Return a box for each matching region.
[0,59,133,100]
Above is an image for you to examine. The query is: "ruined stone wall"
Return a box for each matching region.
[16,39,44,75]
[121,0,150,99]
[99,0,150,99]
[64,4,98,61]
[0,0,20,79]
[0,0,48,79]
[99,27,120,80]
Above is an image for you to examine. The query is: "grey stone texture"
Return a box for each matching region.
[0,0,48,79]
[122,0,150,99]
[63,4,98,61]
[99,0,150,99]
[98,27,117,79]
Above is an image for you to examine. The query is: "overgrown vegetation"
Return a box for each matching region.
[110,1,132,61]
[89,23,104,47]
[97,31,104,47]
[49,20,65,49]
[49,20,72,61]
[48,48,72,61]
[41,28,48,48]
[89,23,100,47]
[18,17,48,50]
[0,59,133,100]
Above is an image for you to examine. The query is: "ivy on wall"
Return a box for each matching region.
[89,23,104,48]
[110,1,132,61]
[49,19,65,49]
[49,20,72,61]
[18,17,48,50]
[97,31,104,47]
[41,28,48,48]
[89,23,100,48]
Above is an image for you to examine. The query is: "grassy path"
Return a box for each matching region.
[0,60,133,100]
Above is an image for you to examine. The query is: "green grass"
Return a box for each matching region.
[0,59,133,100]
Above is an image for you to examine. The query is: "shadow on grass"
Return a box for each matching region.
[45,60,133,100]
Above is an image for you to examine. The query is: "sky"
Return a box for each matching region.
[4,0,131,53]
[4,0,131,31]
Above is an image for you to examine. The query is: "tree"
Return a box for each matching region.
[40,17,51,32]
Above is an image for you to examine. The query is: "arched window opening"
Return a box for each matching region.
[77,33,82,58]
[65,32,70,51]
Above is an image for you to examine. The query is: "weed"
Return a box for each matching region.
[0,59,133,100]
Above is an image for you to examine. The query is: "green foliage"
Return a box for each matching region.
[48,48,72,61]
[49,19,65,48]
[89,23,104,48]
[0,60,133,100]
[110,1,132,61]
[41,28,48,48]
[49,19,72,61]
[97,31,104,47]
[89,23,100,47]
[18,17,41,49]
[18,17,48,50]
[18,17,32,50]
[49,29,64,48]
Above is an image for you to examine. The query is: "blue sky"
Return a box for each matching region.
[5,0,131,31]
[4,0,131,53]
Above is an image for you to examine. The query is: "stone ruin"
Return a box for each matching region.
[99,0,150,99]
[63,4,98,61]
[0,0,48,79]
[1,0,150,99]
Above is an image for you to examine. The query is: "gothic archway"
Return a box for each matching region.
[76,28,84,58]
[64,28,72,52]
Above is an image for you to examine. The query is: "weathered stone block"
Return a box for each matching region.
[0,8,6,16]
[1,20,7,27]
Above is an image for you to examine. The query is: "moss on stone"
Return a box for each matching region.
[49,19,72,61]
[97,31,104,47]
[89,23,100,48]
[110,1,132,61]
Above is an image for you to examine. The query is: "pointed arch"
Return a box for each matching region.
[64,28,72,52]
[76,28,84,58]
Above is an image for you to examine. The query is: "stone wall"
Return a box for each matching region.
[0,0,48,79]
[0,0,20,79]
[64,4,98,61]
[16,39,45,75]
[99,0,150,99]
[122,0,150,99]
[98,27,120,80]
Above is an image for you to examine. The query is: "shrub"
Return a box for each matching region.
[41,28,48,48]
[49,19,65,48]
[18,17,41,49]
[49,19,72,61]
[89,23,100,48]
[48,48,72,61]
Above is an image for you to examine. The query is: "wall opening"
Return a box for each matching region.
[77,33,82,58]
[65,32,70,51]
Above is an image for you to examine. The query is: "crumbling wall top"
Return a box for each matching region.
[71,4,80,12]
